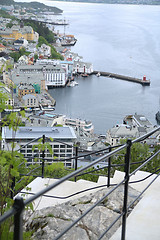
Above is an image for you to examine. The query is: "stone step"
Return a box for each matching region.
[18,177,104,210]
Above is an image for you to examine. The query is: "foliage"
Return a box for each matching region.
[24,20,56,43]
[34,54,38,61]
[6,22,13,28]
[110,139,154,175]
[9,47,31,62]
[0,84,8,112]
[0,9,17,20]
[50,44,64,60]
[45,162,72,179]
[0,9,12,18]
[37,36,48,47]
[0,92,34,238]
[6,64,13,71]
[32,137,53,156]
[37,36,64,60]
[17,1,63,14]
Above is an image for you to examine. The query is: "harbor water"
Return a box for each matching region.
[38,1,160,134]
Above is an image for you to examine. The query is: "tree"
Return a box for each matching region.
[6,23,13,28]
[0,90,33,239]
[110,139,153,175]
[24,20,56,43]
[37,36,64,60]
[34,54,38,61]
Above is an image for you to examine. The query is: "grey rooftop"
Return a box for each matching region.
[2,126,77,140]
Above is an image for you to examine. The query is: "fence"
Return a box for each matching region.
[0,126,160,240]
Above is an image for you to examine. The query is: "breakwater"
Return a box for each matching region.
[93,71,150,86]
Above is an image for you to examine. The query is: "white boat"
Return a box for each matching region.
[68,81,78,87]
[96,72,101,77]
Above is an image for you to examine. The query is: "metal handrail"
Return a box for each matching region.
[0,126,160,240]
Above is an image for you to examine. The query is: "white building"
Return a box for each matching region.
[14,37,28,48]
[64,118,94,134]
[18,55,29,65]
[14,64,67,87]
[106,124,146,146]
[73,61,93,74]
[38,44,51,57]
[64,51,83,62]
[123,114,153,128]
[2,126,77,168]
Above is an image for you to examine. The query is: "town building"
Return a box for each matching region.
[64,51,83,62]
[17,83,35,100]
[0,24,37,42]
[18,55,29,65]
[123,114,153,128]
[106,124,144,146]
[22,94,38,108]
[0,85,14,108]
[2,126,77,167]
[106,114,159,147]
[64,118,94,134]
[0,43,6,52]
[13,64,67,87]
[38,44,51,57]
[14,37,28,49]
[73,61,93,74]
[9,70,46,92]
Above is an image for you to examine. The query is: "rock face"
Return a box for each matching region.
[24,186,140,240]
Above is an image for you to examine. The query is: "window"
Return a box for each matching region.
[60,145,65,148]
[54,145,59,148]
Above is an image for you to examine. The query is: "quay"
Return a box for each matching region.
[93,71,150,86]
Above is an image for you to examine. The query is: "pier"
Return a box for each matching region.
[93,71,150,86]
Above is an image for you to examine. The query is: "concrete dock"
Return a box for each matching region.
[93,71,150,86]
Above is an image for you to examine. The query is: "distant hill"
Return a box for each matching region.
[50,0,160,5]
[0,0,14,5]
[0,0,63,14]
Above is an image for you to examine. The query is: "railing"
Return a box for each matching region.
[0,126,160,240]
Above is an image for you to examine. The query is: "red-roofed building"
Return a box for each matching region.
[0,43,6,52]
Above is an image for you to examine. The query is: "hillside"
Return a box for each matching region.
[0,0,63,14]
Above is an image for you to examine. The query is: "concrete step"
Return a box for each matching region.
[18,177,105,210]
[98,170,157,193]
[110,175,160,240]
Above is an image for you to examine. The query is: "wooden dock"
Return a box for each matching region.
[93,71,150,86]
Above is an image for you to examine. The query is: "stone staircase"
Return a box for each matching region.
[19,177,107,210]
[19,170,160,239]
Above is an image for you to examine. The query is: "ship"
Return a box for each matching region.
[155,111,160,123]
[60,34,77,47]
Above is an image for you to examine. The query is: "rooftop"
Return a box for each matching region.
[2,126,77,140]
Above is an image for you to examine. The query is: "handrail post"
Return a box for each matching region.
[42,135,45,178]
[121,139,132,240]
[13,196,25,240]
[74,146,78,182]
[107,146,112,187]
[11,176,15,199]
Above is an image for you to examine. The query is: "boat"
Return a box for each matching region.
[96,72,101,77]
[61,39,77,46]
[68,81,79,87]
[155,111,160,123]
[60,34,77,47]
[81,74,89,77]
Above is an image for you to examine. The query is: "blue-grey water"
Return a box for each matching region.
[40,1,160,134]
